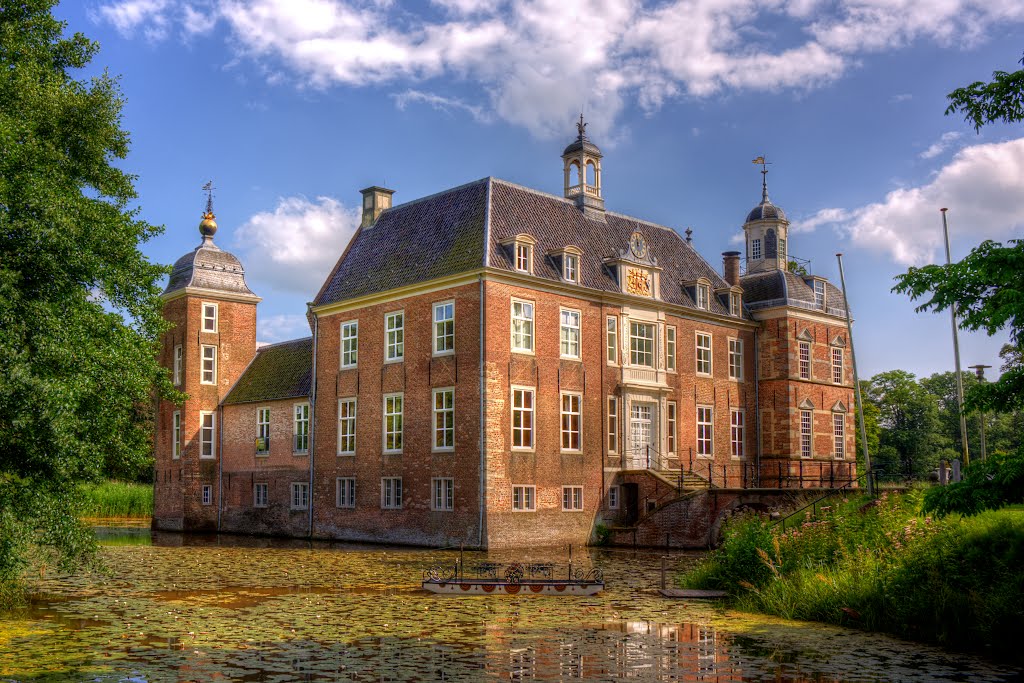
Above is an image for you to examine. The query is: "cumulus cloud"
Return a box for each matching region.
[233,195,360,295]
[258,314,310,343]
[920,131,963,159]
[793,138,1024,265]
[92,0,1024,137]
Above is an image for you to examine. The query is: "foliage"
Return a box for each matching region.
[945,52,1024,132]
[0,1,176,596]
[682,492,1024,661]
[893,239,1024,414]
[864,370,949,479]
[853,380,880,470]
[80,481,154,518]
[923,448,1024,517]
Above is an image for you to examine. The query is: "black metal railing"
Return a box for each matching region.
[773,470,880,532]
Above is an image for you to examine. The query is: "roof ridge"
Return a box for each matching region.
[255,336,313,351]
[386,177,490,214]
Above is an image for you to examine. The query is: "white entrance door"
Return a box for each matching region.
[629,403,653,469]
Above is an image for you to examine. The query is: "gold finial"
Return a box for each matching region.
[199,180,217,240]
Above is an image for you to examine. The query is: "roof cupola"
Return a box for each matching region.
[562,114,605,220]
[743,157,790,274]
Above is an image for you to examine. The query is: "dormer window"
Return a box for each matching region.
[813,280,826,308]
[697,284,710,310]
[515,243,531,272]
[729,292,742,317]
[504,234,538,274]
[563,253,578,282]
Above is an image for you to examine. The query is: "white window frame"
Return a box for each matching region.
[751,238,762,260]
[511,386,535,451]
[834,413,846,459]
[385,311,404,362]
[697,284,711,310]
[381,477,403,509]
[563,253,578,282]
[779,237,787,262]
[172,345,182,385]
[201,484,212,506]
[629,321,655,368]
[729,292,742,317]
[432,301,455,356]
[514,242,532,273]
[431,477,454,512]
[511,299,535,353]
[202,302,218,333]
[799,341,811,379]
[254,482,268,508]
[814,280,826,309]
[256,407,270,455]
[667,401,677,455]
[608,485,620,510]
[512,485,536,512]
[559,308,581,359]
[201,345,217,385]
[560,392,582,453]
[293,403,310,454]
[728,338,743,381]
[336,477,355,509]
[172,411,181,459]
[696,405,713,458]
[666,326,677,372]
[561,486,584,511]
[291,482,309,510]
[606,316,618,365]
[199,411,216,459]
[696,332,712,376]
[340,320,358,368]
[337,398,356,455]
[432,387,455,452]
[801,410,813,459]
[607,396,618,454]
[730,409,745,459]
[832,347,844,384]
[383,393,404,454]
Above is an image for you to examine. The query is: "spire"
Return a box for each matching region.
[752,156,771,204]
[198,180,218,243]
[576,112,587,139]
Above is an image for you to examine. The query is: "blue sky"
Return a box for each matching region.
[59,0,1024,380]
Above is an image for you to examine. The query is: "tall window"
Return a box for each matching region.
[696,332,712,375]
[666,326,676,371]
[512,388,534,449]
[608,486,620,510]
[254,483,268,508]
[607,397,618,453]
[832,347,844,384]
[561,486,583,511]
[833,414,846,459]
[433,388,454,451]
[432,478,454,511]
[799,341,811,379]
[696,405,713,457]
[385,311,404,361]
[728,338,743,380]
[667,401,677,454]
[340,321,358,368]
[729,292,742,317]
[730,409,745,458]
[800,410,813,458]
[512,485,536,511]
[256,407,270,455]
[511,300,534,352]
[337,398,356,454]
[200,411,215,458]
[515,243,532,272]
[172,411,181,459]
[563,253,578,282]
[696,284,710,310]
[606,316,617,364]
[751,238,762,260]
[201,485,212,506]
[173,345,182,385]
[381,477,403,509]
[560,309,581,359]
[201,345,217,384]
[629,322,655,367]
[814,280,826,309]
[202,303,218,332]
[336,478,355,508]
[433,301,454,355]
[293,403,309,453]
[384,394,403,453]
[291,482,309,510]
[561,393,581,451]
[778,237,787,262]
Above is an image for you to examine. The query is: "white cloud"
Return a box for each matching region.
[920,131,963,159]
[233,195,360,295]
[93,0,1024,137]
[258,314,310,343]
[392,89,492,122]
[890,93,912,104]
[794,138,1024,265]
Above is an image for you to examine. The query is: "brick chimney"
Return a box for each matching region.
[360,186,396,228]
[723,251,741,286]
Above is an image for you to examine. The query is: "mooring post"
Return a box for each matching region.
[459,543,464,582]
[661,556,667,589]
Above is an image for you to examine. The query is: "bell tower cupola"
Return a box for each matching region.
[562,114,605,220]
[743,157,790,274]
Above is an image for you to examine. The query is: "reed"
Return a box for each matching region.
[79,481,153,518]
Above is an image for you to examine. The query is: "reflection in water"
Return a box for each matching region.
[0,527,1017,682]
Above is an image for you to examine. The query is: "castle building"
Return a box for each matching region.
[153,122,856,548]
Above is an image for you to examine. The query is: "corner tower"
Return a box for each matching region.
[154,186,261,532]
[562,114,605,220]
[743,158,790,274]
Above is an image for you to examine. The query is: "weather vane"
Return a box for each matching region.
[752,156,772,201]
[577,113,587,137]
[202,180,215,216]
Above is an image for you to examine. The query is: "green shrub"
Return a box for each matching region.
[923,448,1024,517]
[79,481,153,518]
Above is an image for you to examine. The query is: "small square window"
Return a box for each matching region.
[512,485,536,511]
[561,486,584,511]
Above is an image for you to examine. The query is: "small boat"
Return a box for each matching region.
[422,549,604,596]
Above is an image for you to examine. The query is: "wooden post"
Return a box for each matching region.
[661,556,667,589]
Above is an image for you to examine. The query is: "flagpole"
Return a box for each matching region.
[941,208,970,468]
[836,254,873,496]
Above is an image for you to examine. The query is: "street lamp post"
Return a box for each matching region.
[968,364,992,462]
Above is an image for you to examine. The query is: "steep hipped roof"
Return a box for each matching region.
[314,177,736,316]
[223,337,312,405]
[741,269,848,317]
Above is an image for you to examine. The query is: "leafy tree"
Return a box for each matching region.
[854,379,880,471]
[923,450,1024,517]
[945,52,1024,132]
[921,370,1021,458]
[0,1,174,598]
[866,371,949,479]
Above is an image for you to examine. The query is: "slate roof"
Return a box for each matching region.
[745,200,787,223]
[314,177,738,317]
[223,337,312,405]
[164,238,258,298]
[741,270,848,317]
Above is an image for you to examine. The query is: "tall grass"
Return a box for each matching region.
[682,491,1024,663]
[79,481,153,518]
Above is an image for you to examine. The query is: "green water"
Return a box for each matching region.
[0,528,1019,682]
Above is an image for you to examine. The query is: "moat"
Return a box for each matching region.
[0,526,1019,682]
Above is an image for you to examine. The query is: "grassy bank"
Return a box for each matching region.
[79,481,153,518]
[681,491,1024,663]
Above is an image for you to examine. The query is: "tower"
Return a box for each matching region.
[743,159,790,274]
[562,114,605,220]
[153,186,261,531]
